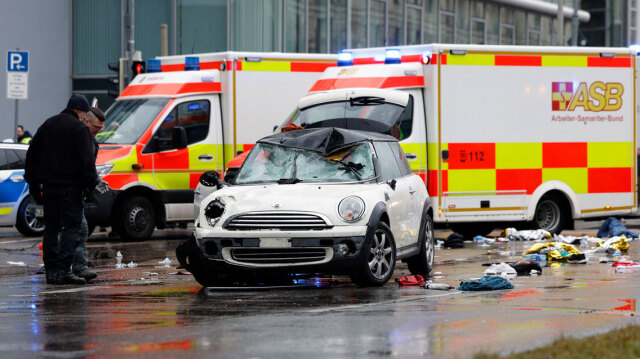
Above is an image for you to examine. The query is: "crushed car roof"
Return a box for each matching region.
[258,127,397,156]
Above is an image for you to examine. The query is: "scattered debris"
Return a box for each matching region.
[7,261,26,266]
[503,228,552,241]
[424,282,454,290]
[458,276,514,291]
[170,271,192,275]
[597,217,638,238]
[143,272,159,276]
[444,233,464,248]
[483,263,517,279]
[156,257,172,268]
[523,242,587,263]
[396,275,424,286]
[126,261,137,268]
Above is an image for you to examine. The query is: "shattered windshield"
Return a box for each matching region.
[279,96,412,140]
[235,142,376,184]
[97,98,170,144]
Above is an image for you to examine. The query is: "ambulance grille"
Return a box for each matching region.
[224,212,332,230]
[230,248,329,264]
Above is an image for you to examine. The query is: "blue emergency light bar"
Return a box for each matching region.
[337,51,353,66]
[385,49,401,64]
[185,56,200,71]
[147,58,162,73]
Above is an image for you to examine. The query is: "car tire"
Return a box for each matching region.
[407,214,435,276]
[350,221,396,287]
[16,196,44,237]
[113,195,156,241]
[176,235,229,287]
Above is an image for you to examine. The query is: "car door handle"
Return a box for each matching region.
[409,186,416,194]
[405,153,418,161]
[9,174,23,182]
[198,154,214,162]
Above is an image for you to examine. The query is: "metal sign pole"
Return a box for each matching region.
[14,99,18,143]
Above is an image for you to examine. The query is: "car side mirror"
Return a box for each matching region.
[273,125,278,132]
[172,126,188,149]
[200,171,224,189]
[388,179,396,190]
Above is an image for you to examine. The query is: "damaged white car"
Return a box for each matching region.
[178,127,434,287]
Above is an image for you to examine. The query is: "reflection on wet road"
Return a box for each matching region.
[0,227,640,358]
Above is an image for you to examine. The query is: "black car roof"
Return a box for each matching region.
[257,127,398,156]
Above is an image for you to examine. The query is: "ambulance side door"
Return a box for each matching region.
[144,97,219,193]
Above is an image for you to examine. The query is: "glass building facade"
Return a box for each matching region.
[72,0,636,106]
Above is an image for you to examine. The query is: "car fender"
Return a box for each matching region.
[365,201,390,243]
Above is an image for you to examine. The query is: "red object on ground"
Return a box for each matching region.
[612,261,640,267]
[397,275,425,286]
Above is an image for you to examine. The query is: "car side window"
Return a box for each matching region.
[15,149,26,164]
[6,150,23,170]
[0,151,8,170]
[373,142,402,182]
[390,143,412,177]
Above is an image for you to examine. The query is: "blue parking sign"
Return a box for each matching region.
[7,51,28,72]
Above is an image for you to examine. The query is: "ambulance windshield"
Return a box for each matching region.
[279,95,413,140]
[97,98,170,144]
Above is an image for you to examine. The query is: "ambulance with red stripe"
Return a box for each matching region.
[273,44,638,235]
[88,52,335,240]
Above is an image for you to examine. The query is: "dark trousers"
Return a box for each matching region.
[42,185,84,274]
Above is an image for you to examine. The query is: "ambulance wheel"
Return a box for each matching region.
[350,222,396,287]
[407,214,435,276]
[534,193,568,235]
[114,195,156,241]
[16,196,44,237]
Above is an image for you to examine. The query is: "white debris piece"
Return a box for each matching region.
[126,261,137,268]
[483,262,517,279]
[158,257,172,267]
[7,261,26,266]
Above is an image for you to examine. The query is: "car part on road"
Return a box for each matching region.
[350,222,396,287]
[16,196,44,237]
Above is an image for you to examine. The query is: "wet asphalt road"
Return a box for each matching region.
[1,221,640,358]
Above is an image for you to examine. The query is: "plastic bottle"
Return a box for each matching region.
[424,283,454,290]
[522,253,547,266]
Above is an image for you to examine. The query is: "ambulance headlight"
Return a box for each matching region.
[204,200,225,226]
[338,196,365,223]
[95,164,114,178]
[385,49,401,64]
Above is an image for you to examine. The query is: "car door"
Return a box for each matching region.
[373,141,413,248]
[0,149,27,224]
[389,142,424,241]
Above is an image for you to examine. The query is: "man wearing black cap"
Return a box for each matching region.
[25,94,101,285]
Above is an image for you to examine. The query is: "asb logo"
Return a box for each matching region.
[552,81,623,112]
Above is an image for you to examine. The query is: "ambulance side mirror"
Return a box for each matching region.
[172,126,188,149]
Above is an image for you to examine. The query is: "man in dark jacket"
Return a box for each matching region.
[25,94,100,285]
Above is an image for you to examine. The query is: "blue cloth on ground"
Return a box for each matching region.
[597,217,638,238]
[457,276,514,291]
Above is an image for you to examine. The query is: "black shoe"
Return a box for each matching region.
[73,269,97,281]
[45,271,57,284]
[56,271,86,285]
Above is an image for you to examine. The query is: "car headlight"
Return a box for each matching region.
[338,196,365,223]
[204,199,225,226]
[95,163,114,177]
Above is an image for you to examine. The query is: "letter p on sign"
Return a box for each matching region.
[7,51,28,72]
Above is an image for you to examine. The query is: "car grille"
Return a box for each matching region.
[224,212,332,230]
[230,248,328,264]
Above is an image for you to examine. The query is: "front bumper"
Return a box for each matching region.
[196,226,368,275]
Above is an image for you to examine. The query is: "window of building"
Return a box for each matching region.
[370,0,387,47]
[486,3,499,44]
[179,0,226,53]
[456,0,470,43]
[515,10,526,45]
[73,0,121,75]
[309,0,328,53]
[351,0,368,49]
[330,0,348,52]
[406,3,422,45]
[527,13,541,45]
[541,16,553,45]
[471,0,485,44]
[388,0,403,46]
[424,0,438,43]
[285,0,307,52]
[500,8,514,45]
[440,0,455,43]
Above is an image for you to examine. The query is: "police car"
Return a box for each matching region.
[0,143,43,236]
